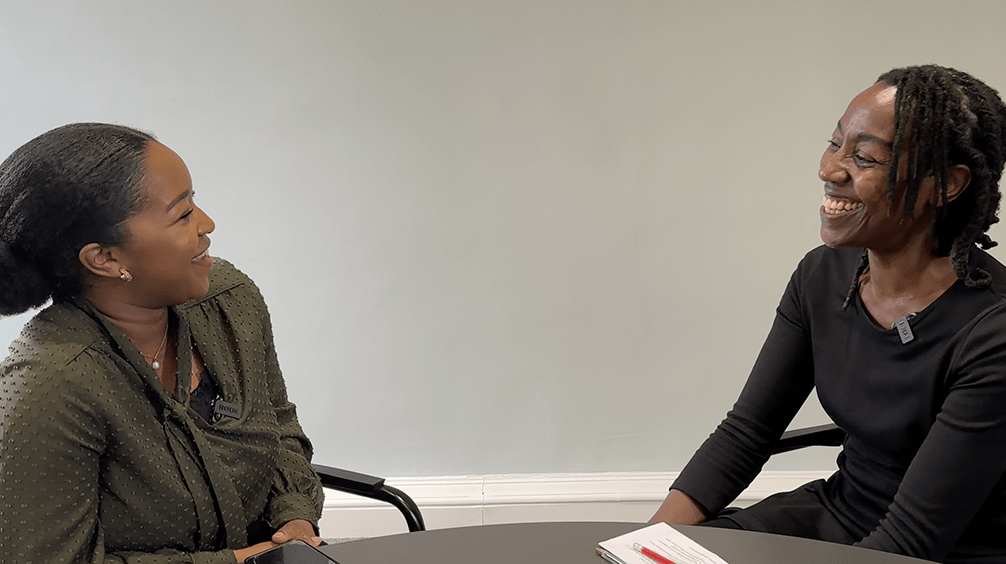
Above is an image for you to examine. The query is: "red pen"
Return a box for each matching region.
[633,543,677,564]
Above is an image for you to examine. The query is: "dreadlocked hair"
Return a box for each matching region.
[841,65,1006,309]
[842,249,871,310]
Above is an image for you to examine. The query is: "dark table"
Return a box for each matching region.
[319,521,936,563]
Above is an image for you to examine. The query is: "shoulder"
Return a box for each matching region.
[946,298,1006,389]
[4,303,104,371]
[1,304,108,410]
[176,259,277,360]
[180,258,266,310]
[968,247,1006,297]
[191,257,256,300]
[795,245,863,276]
[785,245,863,299]
[937,250,1006,366]
[178,258,273,333]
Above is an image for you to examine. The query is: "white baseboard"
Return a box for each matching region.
[317,470,834,539]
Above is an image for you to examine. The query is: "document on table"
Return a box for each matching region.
[597,523,730,564]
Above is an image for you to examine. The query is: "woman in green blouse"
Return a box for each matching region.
[0,123,325,563]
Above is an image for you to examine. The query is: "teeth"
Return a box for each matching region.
[822,195,863,214]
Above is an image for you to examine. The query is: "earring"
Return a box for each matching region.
[119,269,133,282]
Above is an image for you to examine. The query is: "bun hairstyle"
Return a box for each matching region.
[0,123,155,315]
[843,65,1006,308]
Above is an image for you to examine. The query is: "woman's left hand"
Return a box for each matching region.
[271,519,323,547]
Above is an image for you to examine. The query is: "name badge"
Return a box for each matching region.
[213,399,242,420]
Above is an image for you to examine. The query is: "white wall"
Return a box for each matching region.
[1,1,1005,478]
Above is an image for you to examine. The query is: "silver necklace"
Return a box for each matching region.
[140,325,169,370]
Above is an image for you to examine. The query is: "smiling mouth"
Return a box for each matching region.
[193,248,210,262]
[822,195,863,215]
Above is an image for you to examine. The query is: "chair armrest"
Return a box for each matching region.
[312,463,426,532]
[313,464,386,495]
[772,423,845,455]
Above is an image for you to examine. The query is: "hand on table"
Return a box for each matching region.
[232,519,322,563]
[234,541,278,563]
[271,518,323,546]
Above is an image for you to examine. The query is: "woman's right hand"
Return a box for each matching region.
[649,489,707,525]
[233,541,279,563]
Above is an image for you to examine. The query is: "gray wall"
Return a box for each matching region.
[2,1,1004,477]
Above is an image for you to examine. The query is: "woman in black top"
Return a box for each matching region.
[651,65,1006,563]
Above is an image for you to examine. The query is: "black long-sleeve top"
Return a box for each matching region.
[673,245,1006,563]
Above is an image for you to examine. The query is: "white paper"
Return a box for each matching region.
[598,523,730,564]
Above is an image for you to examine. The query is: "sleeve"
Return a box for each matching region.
[256,295,325,530]
[671,262,817,516]
[856,304,1006,561]
[0,355,238,564]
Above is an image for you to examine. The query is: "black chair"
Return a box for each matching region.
[772,423,845,455]
[312,464,426,532]
[310,426,840,535]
